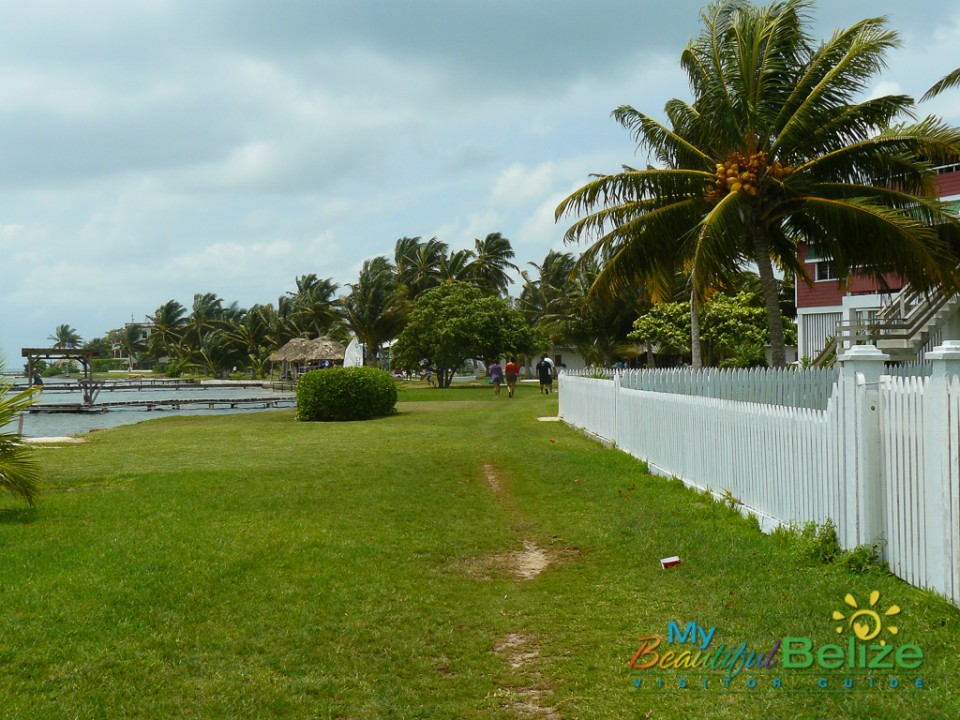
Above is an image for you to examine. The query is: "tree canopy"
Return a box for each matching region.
[391,282,536,388]
[557,0,960,367]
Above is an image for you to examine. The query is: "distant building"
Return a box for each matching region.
[796,165,960,362]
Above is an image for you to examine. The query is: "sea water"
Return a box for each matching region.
[3,379,295,438]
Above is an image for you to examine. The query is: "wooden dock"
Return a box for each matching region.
[8,379,263,393]
[30,396,295,413]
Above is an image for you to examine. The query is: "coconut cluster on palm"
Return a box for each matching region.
[557,0,960,367]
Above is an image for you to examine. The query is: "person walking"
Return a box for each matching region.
[536,354,554,394]
[504,358,520,398]
[488,358,504,397]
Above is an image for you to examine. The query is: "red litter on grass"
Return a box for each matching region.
[660,556,681,569]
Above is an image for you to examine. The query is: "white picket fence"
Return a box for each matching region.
[568,365,840,410]
[560,344,960,606]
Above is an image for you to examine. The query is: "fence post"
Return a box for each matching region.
[838,344,888,549]
[923,341,960,601]
[613,371,621,448]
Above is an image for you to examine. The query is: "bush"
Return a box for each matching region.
[296,367,398,422]
[93,358,118,373]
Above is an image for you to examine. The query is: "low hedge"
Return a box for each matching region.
[296,366,398,422]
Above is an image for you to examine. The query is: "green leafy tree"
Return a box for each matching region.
[628,302,692,364]
[701,291,796,365]
[83,337,112,359]
[630,290,797,366]
[557,0,960,368]
[0,366,39,506]
[391,282,536,388]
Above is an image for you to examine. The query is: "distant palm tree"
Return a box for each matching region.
[439,249,473,284]
[112,325,147,371]
[557,0,960,367]
[465,232,519,296]
[48,324,82,349]
[288,274,343,338]
[394,236,448,301]
[342,256,406,367]
[518,250,578,327]
[0,367,39,506]
[148,300,187,361]
[181,293,224,362]
[199,330,243,379]
[538,257,647,366]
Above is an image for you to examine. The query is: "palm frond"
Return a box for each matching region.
[0,384,40,506]
[921,67,960,102]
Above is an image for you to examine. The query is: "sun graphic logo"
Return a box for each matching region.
[832,591,900,645]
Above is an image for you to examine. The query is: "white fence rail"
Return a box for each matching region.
[565,365,840,410]
[560,344,960,606]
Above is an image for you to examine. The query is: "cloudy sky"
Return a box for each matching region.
[2,0,959,359]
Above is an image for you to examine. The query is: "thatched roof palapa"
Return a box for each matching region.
[268,336,347,363]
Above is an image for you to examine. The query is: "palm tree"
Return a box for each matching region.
[199,330,243,379]
[439,249,473,284]
[48,324,82,349]
[148,300,187,361]
[342,256,406,367]
[222,310,274,378]
[557,0,960,367]
[465,232,520,296]
[394,236,448,301]
[518,250,578,328]
[541,258,646,366]
[181,293,224,362]
[0,367,39,506]
[111,325,147,371]
[288,274,343,339]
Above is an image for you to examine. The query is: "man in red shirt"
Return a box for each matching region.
[504,358,520,398]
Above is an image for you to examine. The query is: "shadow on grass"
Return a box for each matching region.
[0,507,38,524]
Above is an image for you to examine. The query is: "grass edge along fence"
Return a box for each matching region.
[560,343,960,609]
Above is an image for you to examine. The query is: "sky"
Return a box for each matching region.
[2,0,959,360]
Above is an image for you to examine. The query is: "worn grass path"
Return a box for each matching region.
[0,382,957,718]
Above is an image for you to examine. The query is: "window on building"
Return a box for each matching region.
[815,261,837,282]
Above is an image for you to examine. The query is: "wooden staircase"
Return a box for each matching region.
[812,285,960,366]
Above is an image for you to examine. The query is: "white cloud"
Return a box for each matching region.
[3,0,960,355]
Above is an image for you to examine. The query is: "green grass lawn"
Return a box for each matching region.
[1,384,957,718]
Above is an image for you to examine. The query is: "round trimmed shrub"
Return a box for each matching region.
[296,366,398,422]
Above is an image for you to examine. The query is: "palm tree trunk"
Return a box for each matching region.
[751,227,787,368]
[690,287,702,370]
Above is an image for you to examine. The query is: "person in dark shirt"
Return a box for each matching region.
[536,355,554,394]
